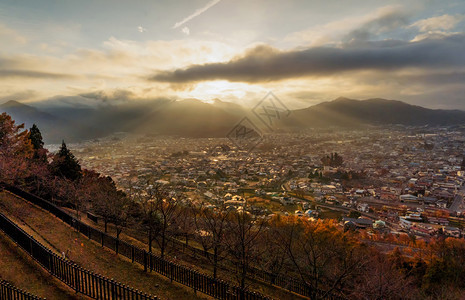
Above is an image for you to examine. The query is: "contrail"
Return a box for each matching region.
[173,0,221,29]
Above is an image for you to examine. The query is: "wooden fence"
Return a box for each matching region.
[0,212,157,300]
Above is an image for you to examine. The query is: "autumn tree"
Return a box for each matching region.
[22,124,51,193]
[88,172,126,233]
[350,249,417,299]
[284,219,366,298]
[0,113,33,184]
[260,215,293,283]
[421,238,465,296]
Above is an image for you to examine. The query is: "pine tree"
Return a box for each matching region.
[51,140,81,181]
[29,124,44,150]
[29,124,47,162]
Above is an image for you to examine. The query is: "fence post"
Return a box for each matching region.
[193,271,197,295]
[48,251,53,271]
[74,265,80,293]
[110,279,115,299]
[170,264,174,282]
[131,246,135,263]
[144,251,147,272]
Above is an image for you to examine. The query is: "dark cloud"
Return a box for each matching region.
[150,34,465,83]
[0,69,74,79]
[397,72,465,85]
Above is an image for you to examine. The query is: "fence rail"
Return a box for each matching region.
[0,280,44,300]
[165,235,342,299]
[2,185,270,300]
[0,212,157,300]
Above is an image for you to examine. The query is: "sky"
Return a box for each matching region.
[0,0,465,109]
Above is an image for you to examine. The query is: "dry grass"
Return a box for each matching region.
[0,231,85,299]
[0,191,206,300]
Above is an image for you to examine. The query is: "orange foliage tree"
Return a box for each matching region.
[0,113,33,184]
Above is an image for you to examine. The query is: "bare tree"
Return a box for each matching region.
[224,208,267,289]
[193,203,230,278]
[56,178,86,220]
[142,184,181,258]
[132,188,159,253]
[176,204,196,246]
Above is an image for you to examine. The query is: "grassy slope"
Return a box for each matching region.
[0,192,206,300]
[0,231,84,299]
[66,204,305,300]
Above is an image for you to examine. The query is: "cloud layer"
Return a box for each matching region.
[1,2,465,110]
[151,34,465,83]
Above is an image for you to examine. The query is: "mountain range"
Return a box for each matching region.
[2,97,465,144]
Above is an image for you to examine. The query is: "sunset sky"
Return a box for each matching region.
[1,0,464,109]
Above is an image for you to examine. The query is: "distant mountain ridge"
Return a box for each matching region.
[0,100,104,143]
[283,97,465,128]
[2,97,465,143]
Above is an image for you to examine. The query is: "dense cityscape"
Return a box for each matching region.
[67,125,465,242]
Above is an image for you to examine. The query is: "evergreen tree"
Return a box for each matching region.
[29,124,44,150]
[51,140,81,181]
[29,124,47,162]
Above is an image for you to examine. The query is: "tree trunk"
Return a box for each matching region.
[104,220,108,233]
[161,230,166,259]
[213,246,218,278]
[241,261,246,289]
[148,229,152,253]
